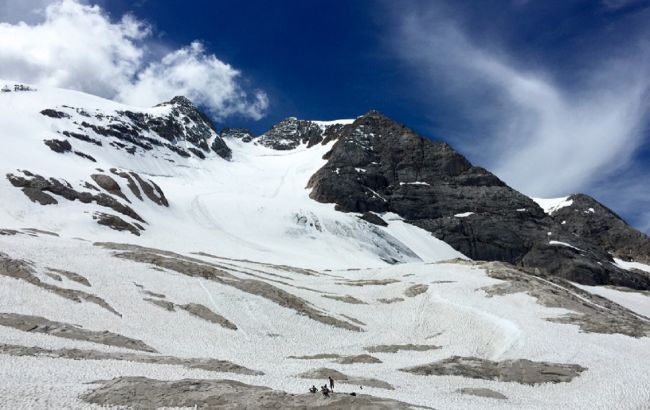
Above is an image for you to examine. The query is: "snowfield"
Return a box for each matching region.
[0,83,649,409]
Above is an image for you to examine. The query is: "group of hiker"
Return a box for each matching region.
[309,376,335,397]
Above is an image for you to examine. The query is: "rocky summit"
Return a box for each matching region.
[1,82,649,410]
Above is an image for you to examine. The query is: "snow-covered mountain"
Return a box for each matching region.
[1,82,649,409]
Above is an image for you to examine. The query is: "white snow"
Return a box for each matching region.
[574,283,650,318]
[531,196,573,215]
[454,212,474,218]
[614,258,650,274]
[311,119,355,131]
[549,241,583,252]
[399,181,430,186]
[1,83,650,410]
[0,81,464,269]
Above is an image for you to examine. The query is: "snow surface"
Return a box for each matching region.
[0,81,463,269]
[549,241,583,252]
[614,258,650,274]
[454,212,475,218]
[1,83,650,409]
[574,283,650,319]
[531,196,573,215]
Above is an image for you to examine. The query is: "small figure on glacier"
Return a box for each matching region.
[329,376,335,391]
[309,385,317,394]
[320,385,330,397]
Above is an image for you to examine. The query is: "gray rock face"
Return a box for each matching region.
[305,111,650,290]
[548,194,650,264]
[221,127,254,143]
[0,313,153,352]
[81,376,412,409]
[257,117,348,150]
[400,356,586,385]
[42,95,231,160]
[0,343,260,375]
[457,388,507,400]
[44,138,71,153]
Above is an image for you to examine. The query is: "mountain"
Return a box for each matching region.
[1,82,649,409]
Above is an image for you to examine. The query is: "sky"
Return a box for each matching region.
[1,0,649,233]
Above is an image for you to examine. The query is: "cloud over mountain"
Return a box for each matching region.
[0,0,268,120]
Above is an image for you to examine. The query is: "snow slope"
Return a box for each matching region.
[0,83,649,409]
[0,81,463,269]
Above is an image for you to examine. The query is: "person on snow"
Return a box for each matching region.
[309,385,317,394]
[321,385,330,397]
[329,376,335,392]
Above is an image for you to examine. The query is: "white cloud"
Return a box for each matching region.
[118,41,268,120]
[0,0,267,120]
[393,8,650,199]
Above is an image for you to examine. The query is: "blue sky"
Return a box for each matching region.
[1,0,649,232]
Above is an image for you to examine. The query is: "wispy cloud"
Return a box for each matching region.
[390,4,650,230]
[0,0,268,120]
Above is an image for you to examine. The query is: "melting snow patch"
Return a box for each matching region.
[311,119,355,131]
[614,258,650,274]
[399,181,430,186]
[454,212,474,218]
[549,241,583,251]
[355,168,366,173]
[531,196,573,215]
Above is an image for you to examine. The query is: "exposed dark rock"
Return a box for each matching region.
[47,268,90,287]
[221,127,254,142]
[21,228,59,237]
[91,174,129,202]
[337,278,399,286]
[178,303,238,330]
[457,388,507,400]
[40,109,70,119]
[404,284,428,297]
[20,188,58,205]
[143,297,175,311]
[93,212,141,236]
[73,151,96,162]
[322,294,367,304]
[211,136,232,160]
[0,344,260,375]
[188,147,206,159]
[377,297,404,304]
[306,111,650,290]
[44,138,71,153]
[298,368,395,390]
[360,211,388,226]
[7,171,145,223]
[481,261,650,337]
[400,356,586,385]
[0,313,152,351]
[0,252,119,316]
[95,243,362,331]
[81,376,413,409]
[366,344,440,353]
[62,130,102,146]
[129,173,169,207]
[110,169,142,200]
[549,194,650,265]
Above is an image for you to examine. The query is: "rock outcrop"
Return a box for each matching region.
[306,111,650,290]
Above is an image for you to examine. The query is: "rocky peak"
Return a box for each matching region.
[256,117,324,150]
[306,111,650,290]
[549,193,650,264]
[221,128,255,143]
[40,95,232,160]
